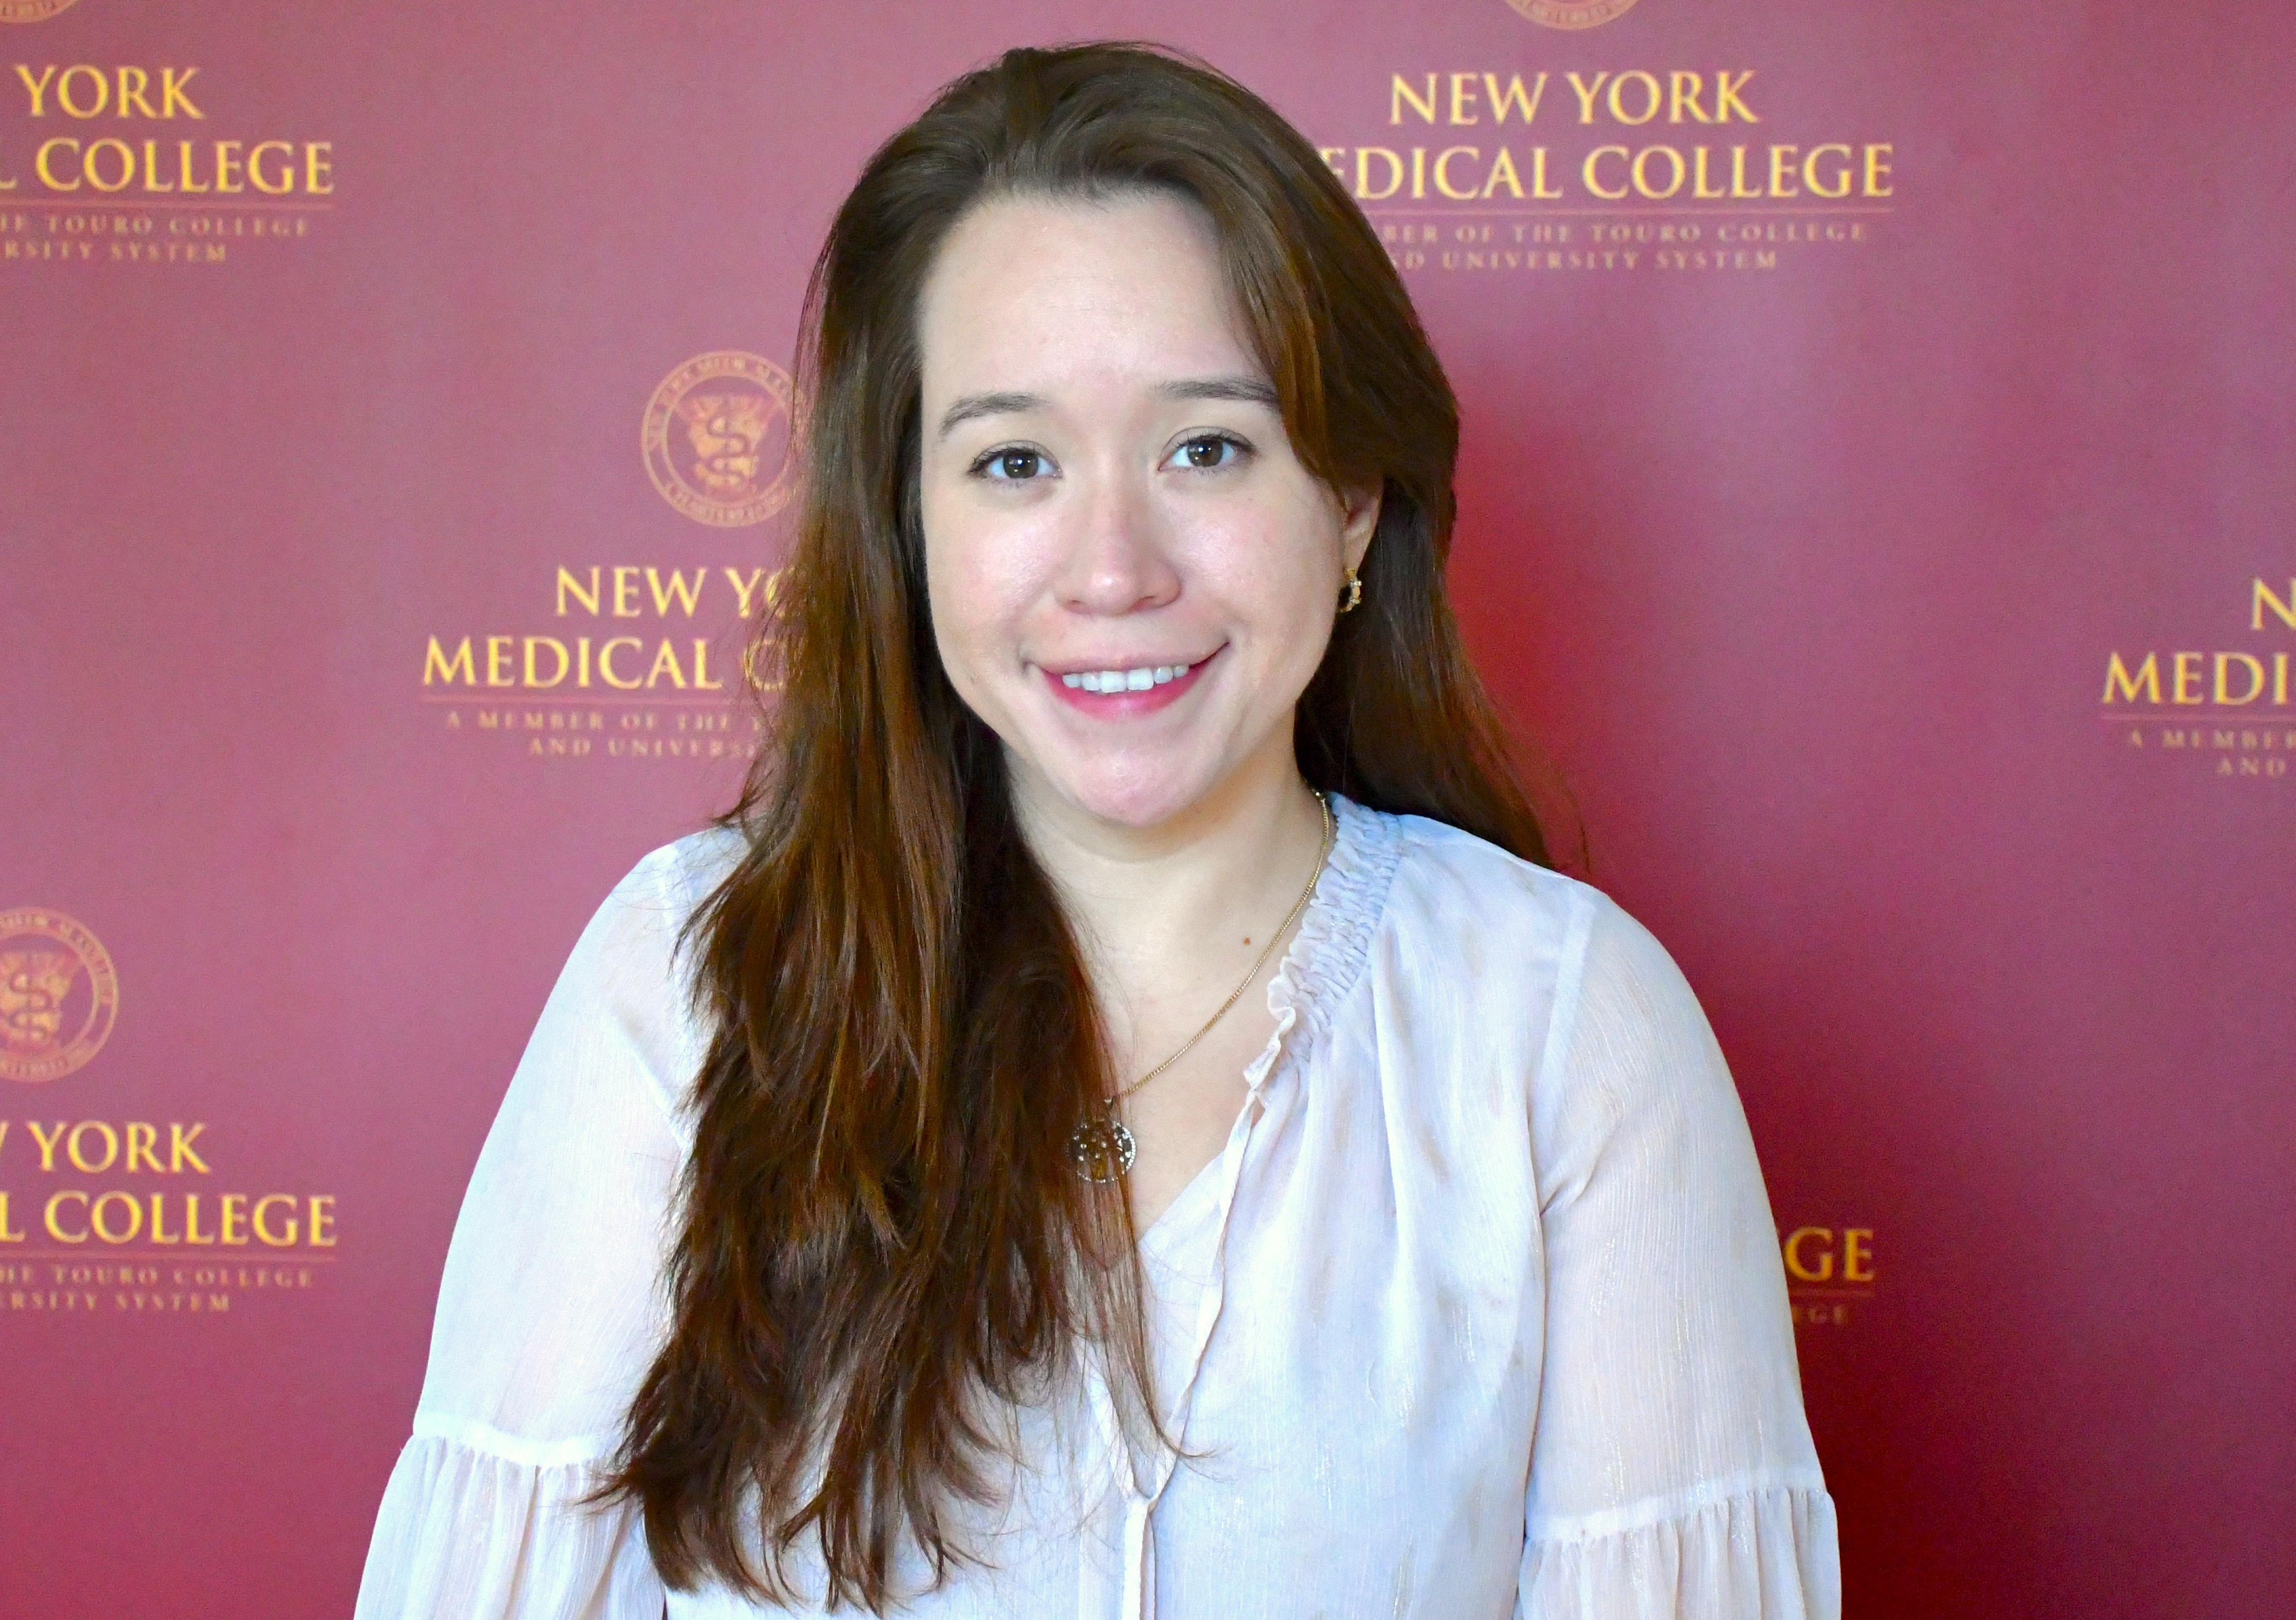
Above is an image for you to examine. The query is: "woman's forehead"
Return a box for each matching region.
[917,191,1261,405]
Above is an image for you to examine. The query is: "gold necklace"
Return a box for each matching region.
[1070,791,1336,1184]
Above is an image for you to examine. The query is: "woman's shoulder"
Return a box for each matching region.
[1359,807,1735,1140]
[538,826,745,1118]
[1362,802,1610,953]
[639,822,747,918]
[581,825,745,961]
[1358,804,1690,1028]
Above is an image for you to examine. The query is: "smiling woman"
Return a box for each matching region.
[917,189,1384,845]
[356,42,1838,1620]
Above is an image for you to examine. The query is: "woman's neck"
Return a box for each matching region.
[1007,735,1329,1068]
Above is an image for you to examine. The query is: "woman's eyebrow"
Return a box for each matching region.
[938,391,1047,438]
[937,376,1281,439]
[1159,376,1279,408]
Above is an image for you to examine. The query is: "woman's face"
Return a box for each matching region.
[915,190,1377,832]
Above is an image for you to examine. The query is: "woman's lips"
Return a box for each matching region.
[1041,647,1219,717]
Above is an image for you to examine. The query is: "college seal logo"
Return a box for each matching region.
[0,908,118,1084]
[1504,0,1641,28]
[0,0,85,22]
[642,351,798,528]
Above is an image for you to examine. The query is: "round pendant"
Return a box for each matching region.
[1069,1116,1137,1183]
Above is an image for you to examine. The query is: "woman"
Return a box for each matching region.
[358,43,1838,1620]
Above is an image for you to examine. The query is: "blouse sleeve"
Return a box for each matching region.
[356,843,706,1620]
[1516,893,1840,1620]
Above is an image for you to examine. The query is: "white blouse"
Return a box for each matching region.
[358,795,1839,1619]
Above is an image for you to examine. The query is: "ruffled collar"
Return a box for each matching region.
[1240,792,1401,1093]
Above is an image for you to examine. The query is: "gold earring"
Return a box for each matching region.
[1338,565,1362,614]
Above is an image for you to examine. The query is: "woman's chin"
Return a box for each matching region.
[1019,757,1235,835]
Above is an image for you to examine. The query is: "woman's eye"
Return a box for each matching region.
[1170,434,1246,471]
[977,448,1048,481]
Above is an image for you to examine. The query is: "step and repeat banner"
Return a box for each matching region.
[6,1,2289,1614]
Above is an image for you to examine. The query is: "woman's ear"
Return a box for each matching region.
[1339,482,1382,571]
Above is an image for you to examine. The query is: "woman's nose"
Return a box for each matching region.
[1052,468,1181,615]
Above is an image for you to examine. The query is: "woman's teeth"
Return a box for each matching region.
[1061,662,1190,693]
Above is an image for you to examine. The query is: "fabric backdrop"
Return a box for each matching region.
[6,1,2290,1614]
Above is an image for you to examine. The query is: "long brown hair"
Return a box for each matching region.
[604,42,1548,1611]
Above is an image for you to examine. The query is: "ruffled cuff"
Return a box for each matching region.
[1519,1481,1840,1620]
[355,1422,663,1620]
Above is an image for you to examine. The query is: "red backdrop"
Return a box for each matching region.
[7,1,2291,1614]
